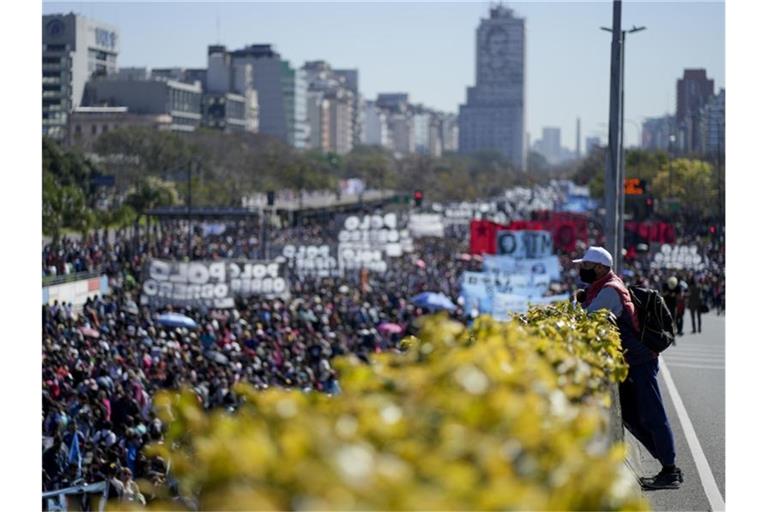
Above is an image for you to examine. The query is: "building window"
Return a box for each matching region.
[75,124,82,134]
[102,124,109,133]
[43,56,61,64]
[91,125,97,135]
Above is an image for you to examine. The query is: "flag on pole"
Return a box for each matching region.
[68,431,82,479]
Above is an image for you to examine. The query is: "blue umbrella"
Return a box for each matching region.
[410,292,457,312]
[157,312,197,329]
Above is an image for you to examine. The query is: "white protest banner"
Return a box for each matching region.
[461,271,550,295]
[651,244,706,271]
[282,244,340,277]
[338,213,399,246]
[496,230,553,259]
[483,255,561,281]
[141,259,289,308]
[408,213,445,238]
[337,245,387,273]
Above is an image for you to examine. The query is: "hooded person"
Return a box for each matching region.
[573,246,682,490]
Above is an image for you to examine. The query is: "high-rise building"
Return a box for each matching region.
[376,93,414,156]
[207,45,259,133]
[361,100,391,148]
[43,13,120,140]
[459,5,526,170]
[676,69,714,154]
[585,136,601,155]
[228,44,307,148]
[282,62,310,149]
[702,88,725,156]
[438,113,459,153]
[303,61,357,154]
[541,127,561,163]
[641,115,676,151]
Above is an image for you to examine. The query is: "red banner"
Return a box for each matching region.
[469,218,585,254]
[625,221,676,245]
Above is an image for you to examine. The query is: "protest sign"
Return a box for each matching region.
[141,259,289,308]
[496,230,553,259]
[337,246,387,273]
[482,255,561,281]
[461,271,550,295]
[408,214,445,238]
[651,244,706,271]
[282,244,340,277]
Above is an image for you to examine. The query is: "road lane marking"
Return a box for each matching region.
[664,362,725,371]
[664,356,725,363]
[659,357,725,511]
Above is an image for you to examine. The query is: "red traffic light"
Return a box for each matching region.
[414,191,423,200]
[709,226,716,234]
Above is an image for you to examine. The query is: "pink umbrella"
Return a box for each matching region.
[378,323,403,335]
[459,253,472,261]
[415,259,426,269]
[80,326,100,338]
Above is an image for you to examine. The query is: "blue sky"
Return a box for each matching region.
[42,1,724,151]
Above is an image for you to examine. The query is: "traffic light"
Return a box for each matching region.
[642,196,654,218]
[414,190,424,207]
[709,225,717,235]
[266,190,275,207]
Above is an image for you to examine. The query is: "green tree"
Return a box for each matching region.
[651,158,716,217]
[125,176,180,224]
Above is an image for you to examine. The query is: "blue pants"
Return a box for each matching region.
[619,358,676,466]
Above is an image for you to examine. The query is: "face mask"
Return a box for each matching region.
[579,268,598,283]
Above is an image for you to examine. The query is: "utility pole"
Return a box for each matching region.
[187,160,194,260]
[602,0,623,273]
[602,1,645,276]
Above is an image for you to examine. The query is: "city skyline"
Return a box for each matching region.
[42,1,725,152]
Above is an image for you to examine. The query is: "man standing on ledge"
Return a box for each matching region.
[574,246,683,490]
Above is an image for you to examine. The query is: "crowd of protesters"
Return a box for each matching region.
[41,209,724,505]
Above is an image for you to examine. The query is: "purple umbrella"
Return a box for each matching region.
[378,323,403,335]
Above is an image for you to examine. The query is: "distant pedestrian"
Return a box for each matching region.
[662,276,683,339]
[574,246,683,490]
[687,276,703,334]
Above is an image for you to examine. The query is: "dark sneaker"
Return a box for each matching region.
[640,467,683,490]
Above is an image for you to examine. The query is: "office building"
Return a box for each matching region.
[676,69,714,153]
[361,100,391,148]
[229,44,308,148]
[702,88,725,156]
[303,61,358,154]
[83,74,203,132]
[459,5,526,170]
[641,115,676,151]
[43,13,119,140]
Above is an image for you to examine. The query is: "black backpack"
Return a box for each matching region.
[628,286,676,353]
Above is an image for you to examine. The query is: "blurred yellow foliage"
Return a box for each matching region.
[128,303,647,511]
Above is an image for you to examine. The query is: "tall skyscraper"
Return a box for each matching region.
[676,68,714,154]
[459,5,526,170]
[43,13,119,140]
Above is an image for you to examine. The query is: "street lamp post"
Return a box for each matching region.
[601,3,645,276]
